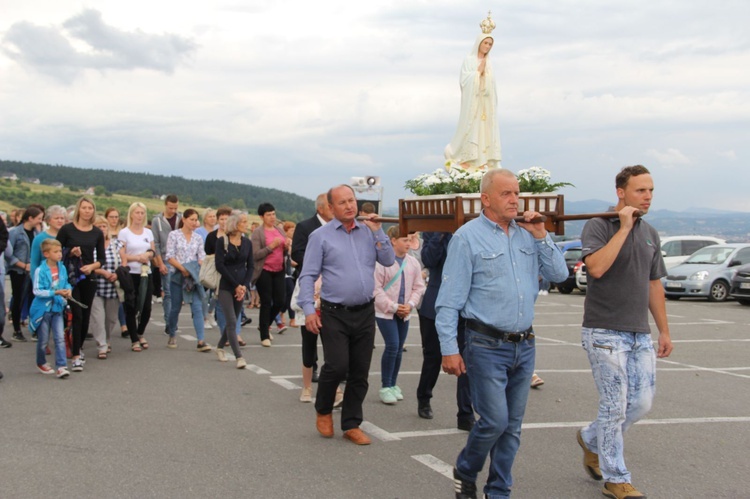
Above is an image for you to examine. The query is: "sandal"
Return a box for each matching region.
[238,338,247,347]
[139,339,149,350]
[98,351,107,360]
[131,343,142,352]
[107,344,112,353]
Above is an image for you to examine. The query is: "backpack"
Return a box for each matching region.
[199,236,228,290]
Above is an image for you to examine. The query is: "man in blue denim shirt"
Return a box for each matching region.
[436,169,567,499]
[577,165,672,499]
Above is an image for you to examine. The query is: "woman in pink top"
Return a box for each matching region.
[250,203,287,347]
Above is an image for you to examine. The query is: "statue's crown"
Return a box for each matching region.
[480,11,496,35]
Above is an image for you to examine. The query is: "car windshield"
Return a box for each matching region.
[564,248,582,262]
[684,246,734,265]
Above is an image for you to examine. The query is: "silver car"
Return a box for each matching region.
[662,244,750,302]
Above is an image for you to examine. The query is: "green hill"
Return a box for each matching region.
[0,159,313,222]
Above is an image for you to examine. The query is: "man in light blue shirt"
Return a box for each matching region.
[298,184,395,445]
[436,169,567,499]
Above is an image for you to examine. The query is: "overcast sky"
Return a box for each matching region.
[2,1,749,212]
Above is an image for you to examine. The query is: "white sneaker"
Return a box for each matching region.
[56,367,70,378]
[209,318,218,327]
[216,348,227,362]
[268,332,274,341]
[333,387,344,408]
[379,387,398,405]
[156,297,163,304]
[203,320,212,330]
[261,339,271,347]
[391,385,404,401]
[236,358,247,369]
[299,387,312,403]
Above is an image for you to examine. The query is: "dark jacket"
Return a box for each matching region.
[418,232,452,320]
[215,236,254,292]
[291,213,323,279]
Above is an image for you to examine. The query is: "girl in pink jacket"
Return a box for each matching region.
[374,226,426,405]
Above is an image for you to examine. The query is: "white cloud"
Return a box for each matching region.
[0,0,749,212]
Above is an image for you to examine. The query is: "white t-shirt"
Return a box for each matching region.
[119,227,155,274]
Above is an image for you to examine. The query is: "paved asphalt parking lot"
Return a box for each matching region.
[1,291,748,498]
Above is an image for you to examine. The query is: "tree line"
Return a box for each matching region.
[1,159,313,221]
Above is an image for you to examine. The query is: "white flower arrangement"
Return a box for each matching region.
[404,167,485,196]
[517,167,574,193]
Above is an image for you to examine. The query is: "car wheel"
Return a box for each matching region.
[708,281,729,302]
[737,298,750,306]
[666,295,680,301]
[558,286,573,294]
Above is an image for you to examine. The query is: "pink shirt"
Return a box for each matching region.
[263,228,285,272]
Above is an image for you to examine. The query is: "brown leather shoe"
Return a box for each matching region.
[577,429,602,480]
[343,427,371,445]
[602,482,646,499]
[316,412,334,438]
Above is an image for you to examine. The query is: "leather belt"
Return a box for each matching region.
[466,319,535,343]
[320,298,374,312]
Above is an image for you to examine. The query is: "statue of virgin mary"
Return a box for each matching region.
[444,13,502,172]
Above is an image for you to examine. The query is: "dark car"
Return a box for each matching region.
[729,263,750,306]
[553,246,584,294]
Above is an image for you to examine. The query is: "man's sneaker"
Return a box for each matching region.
[79,351,86,364]
[577,429,602,480]
[56,367,70,379]
[31,333,38,342]
[0,338,12,348]
[276,323,287,334]
[453,468,477,499]
[299,387,312,403]
[216,348,227,362]
[379,387,398,405]
[602,482,646,499]
[12,331,27,342]
[196,342,212,352]
[392,385,404,400]
[241,316,253,327]
[71,359,84,372]
[37,364,55,375]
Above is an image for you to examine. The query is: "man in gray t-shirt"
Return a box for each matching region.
[576,165,673,499]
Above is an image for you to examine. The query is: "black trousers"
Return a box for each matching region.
[255,269,286,341]
[71,278,97,356]
[315,303,375,431]
[300,325,319,369]
[416,314,473,421]
[9,272,30,333]
[123,273,153,343]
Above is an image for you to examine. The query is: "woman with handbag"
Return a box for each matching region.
[118,202,155,352]
[214,213,253,369]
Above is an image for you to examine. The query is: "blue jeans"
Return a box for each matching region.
[376,317,409,388]
[580,328,656,484]
[161,273,172,323]
[168,279,205,341]
[455,329,535,499]
[36,311,66,369]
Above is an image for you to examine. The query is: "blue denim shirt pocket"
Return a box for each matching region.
[477,250,506,279]
[517,246,536,275]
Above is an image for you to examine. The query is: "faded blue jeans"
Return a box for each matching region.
[580,328,656,484]
[36,311,66,369]
[376,316,409,388]
[168,279,205,342]
[455,328,535,499]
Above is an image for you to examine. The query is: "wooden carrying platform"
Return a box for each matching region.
[397,194,566,236]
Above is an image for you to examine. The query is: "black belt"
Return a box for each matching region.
[320,298,374,312]
[466,319,534,343]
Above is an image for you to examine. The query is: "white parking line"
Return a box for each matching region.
[411,454,453,479]
[360,421,401,442]
[270,377,299,390]
[246,364,271,375]
[657,359,750,379]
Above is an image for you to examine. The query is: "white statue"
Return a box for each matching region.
[444,12,502,172]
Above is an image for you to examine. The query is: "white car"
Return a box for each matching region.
[660,235,726,269]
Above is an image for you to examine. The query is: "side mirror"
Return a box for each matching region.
[728,260,742,268]
[661,250,667,257]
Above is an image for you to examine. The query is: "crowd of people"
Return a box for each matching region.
[1,165,672,499]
